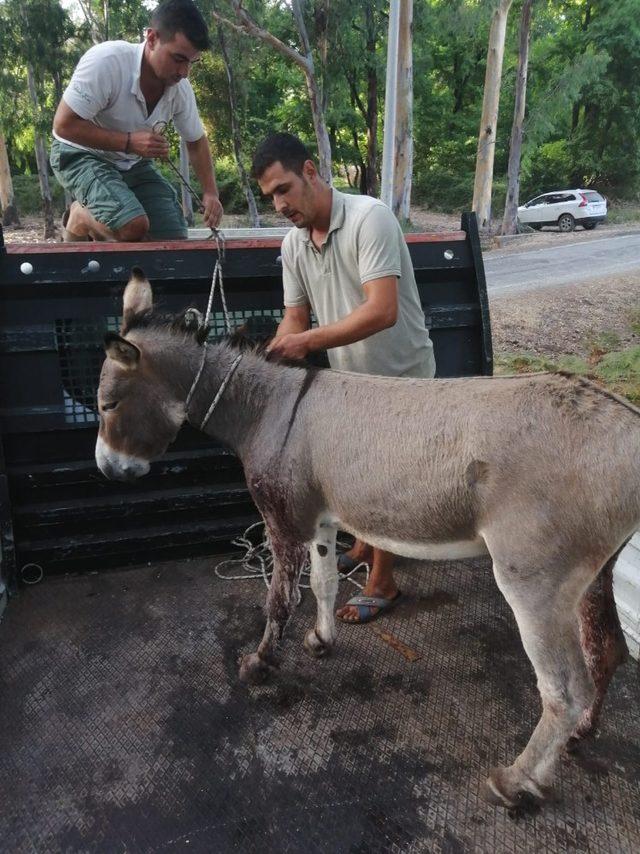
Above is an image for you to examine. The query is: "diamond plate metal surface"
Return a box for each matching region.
[1,556,639,853]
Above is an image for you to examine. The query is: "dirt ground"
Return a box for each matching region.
[4,212,639,360]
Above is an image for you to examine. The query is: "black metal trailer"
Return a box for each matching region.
[2,218,638,854]
[0,214,491,590]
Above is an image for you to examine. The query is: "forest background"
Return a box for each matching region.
[1,0,640,232]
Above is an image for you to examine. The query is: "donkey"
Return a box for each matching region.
[96,269,638,809]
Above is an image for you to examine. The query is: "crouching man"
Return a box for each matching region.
[50,0,222,241]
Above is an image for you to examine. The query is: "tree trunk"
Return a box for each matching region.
[213,1,333,184]
[27,64,55,239]
[315,0,330,117]
[217,25,260,227]
[0,133,21,227]
[290,0,332,184]
[365,3,379,197]
[472,0,513,231]
[393,0,413,221]
[381,0,413,221]
[179,138,195,227]
[501,0,534,236]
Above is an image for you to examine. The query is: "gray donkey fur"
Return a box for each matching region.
[96,271,638,809]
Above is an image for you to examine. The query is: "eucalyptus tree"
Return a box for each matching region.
[3,0,75,237]
[501,0,534,235]
[0,132,20,226]
[323,0,385,195]
[216,23,260,225]
[411,0,490,210]
[0,2,22,225]
[472,0,513,230]
[74,0,148,44]
[211,0,333,182]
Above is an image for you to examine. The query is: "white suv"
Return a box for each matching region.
[517,189,607,232]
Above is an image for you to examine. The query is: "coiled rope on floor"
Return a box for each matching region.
[214,521,370,594]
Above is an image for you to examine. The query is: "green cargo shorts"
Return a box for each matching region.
[50,139,187,239]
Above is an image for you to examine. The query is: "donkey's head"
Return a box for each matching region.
[96,268,192,481]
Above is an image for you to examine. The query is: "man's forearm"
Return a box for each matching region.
[54,114,127,152]
[186,136,218,196]
[304,301,395,352]
[276,312,310,337]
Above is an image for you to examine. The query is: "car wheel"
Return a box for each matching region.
[558,213,575,232]
[583,222,597,230]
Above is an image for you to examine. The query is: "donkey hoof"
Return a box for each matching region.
[483,766,548,811]
[570,708,597,742]
[303,628,332,659]
[238,652,276,685]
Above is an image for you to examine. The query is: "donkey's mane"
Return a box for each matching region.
[124,308,310,369]
[123,308,199,338]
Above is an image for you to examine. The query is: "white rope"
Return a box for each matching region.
[214,521,370,595]
[185,237,232,417]
[199,353,243,431]
[204,257,231,335]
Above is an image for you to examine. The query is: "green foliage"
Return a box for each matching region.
[585,329,623,357]
[5,0,640,221]
[12,174,66,214]
[495,352,590,375]
[521,140,574,198]
[594,346,640,404]
[496,331,640,406]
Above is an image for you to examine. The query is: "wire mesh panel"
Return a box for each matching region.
[55,317,121,424]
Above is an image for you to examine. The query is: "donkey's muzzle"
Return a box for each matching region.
[95,436,150,481]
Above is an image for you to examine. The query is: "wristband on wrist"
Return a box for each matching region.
[124,132,131,154]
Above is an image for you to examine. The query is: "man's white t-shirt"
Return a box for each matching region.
[282,190,436,378]
[54,41,205,171]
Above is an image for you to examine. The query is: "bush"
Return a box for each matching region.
[413,165,472,212]
[13,173,67,216]
[520,140,573,199]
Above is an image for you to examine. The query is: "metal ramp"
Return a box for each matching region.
[1,555,639,853]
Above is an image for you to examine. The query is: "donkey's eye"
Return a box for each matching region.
[101,401,119,412]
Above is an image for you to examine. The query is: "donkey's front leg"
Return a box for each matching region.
[304,524,339,658]
[239,527,307,685]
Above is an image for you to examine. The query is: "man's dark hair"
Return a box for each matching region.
[251,133,313,180]
[151,0,210,51]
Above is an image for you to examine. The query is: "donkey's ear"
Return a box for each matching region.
[122,266,152,332]
[104,332,141,369]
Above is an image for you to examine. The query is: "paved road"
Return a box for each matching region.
[484,231,640,295]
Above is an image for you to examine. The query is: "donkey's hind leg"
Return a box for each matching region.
[239,524,307,685]
[485,561,595,808]
[304,524,339,658]
[574,544,629,740]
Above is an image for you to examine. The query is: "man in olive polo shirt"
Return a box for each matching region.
[252,132,435,624]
